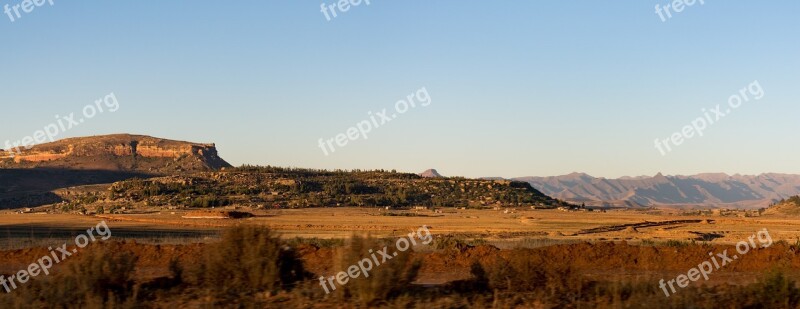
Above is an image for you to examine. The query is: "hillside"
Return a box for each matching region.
[54,166,569,212]
[515,173,800,209]
[0,134,231,173]
[765,196,800,215]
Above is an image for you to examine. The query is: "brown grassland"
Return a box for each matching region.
[1,208,800,308]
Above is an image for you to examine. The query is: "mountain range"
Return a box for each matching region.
[514,172,800,209]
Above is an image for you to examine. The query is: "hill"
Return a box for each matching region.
[419,169,443,178]
[0,134,231,173]
[515,172,800,209]
[765,196,800,215]
[47,166,570,213]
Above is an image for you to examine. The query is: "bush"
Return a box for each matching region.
[190,225,308,301]
[481,248,579,305]
[0,243,138,309]
[664,240,690,248]
[332,236,421,307]
[285,237,344,248]
[433,235,471,251]
[743,270,800,308]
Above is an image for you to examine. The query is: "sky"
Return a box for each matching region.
[1,1,798,179]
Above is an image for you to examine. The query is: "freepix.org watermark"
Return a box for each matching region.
[0,221,112,294]
[3,92,119,158]
[320,0,371,21]
[654,80,764,156]
[318,225,433,294]
[317,87,431,156]
[654,0,704,23]
[659,229,773,298]
[4,0,54,23]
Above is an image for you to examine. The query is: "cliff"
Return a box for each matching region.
[0,134,232,173]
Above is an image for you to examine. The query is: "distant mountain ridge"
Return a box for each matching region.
[513,173,800,209]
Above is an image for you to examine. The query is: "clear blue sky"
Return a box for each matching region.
[1,1,797,178]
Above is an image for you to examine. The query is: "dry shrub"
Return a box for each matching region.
[482,248,575,294]
[0,243,138,309]
[190,225,307,301]
[433,235,471,251]
[333,235,421,307]
[740,270,800,308]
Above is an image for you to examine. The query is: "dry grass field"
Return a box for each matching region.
[0,208,800,249]
[3,207,800,245]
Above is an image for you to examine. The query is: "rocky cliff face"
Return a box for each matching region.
[0,134,231,173]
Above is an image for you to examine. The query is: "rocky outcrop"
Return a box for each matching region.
[0,134,231,173]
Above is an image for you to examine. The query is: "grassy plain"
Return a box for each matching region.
[2,207,800,245]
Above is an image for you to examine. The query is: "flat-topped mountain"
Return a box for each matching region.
[0,134,231,173]
[515,173,800,209]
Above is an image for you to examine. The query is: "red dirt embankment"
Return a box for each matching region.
[0,242,204,281]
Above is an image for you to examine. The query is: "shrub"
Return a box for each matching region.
[743,270,800,308]
[0,243,138,309]
[332,236,421,307]
[285,237,344,248]
[191,225,307,301]
[433,235,471,251]
[482,248,579,304]
[664,240,689,248]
